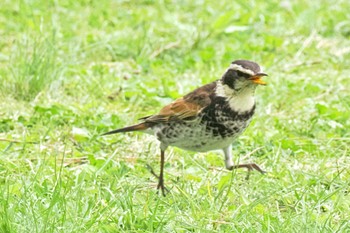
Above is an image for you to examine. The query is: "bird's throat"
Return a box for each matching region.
[215,81,256,112]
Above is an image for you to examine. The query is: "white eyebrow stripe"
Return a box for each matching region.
[228,64,255,76]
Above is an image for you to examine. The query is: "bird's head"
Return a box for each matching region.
[221,60,268,91]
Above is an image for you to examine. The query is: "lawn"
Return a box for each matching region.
[0,0,350,232]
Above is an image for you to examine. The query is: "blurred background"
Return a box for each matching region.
[0,0,349,232]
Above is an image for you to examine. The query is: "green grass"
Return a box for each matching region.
[1,0,350,232]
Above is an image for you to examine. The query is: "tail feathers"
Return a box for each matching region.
[101,122,149,136]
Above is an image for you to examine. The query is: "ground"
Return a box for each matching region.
[0,0,349,232]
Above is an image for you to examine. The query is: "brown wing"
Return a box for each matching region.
[143,82,216,124]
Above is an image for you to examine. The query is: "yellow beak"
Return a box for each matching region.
[249,72,268,85]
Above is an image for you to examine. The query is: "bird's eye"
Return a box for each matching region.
[236,70,250,78]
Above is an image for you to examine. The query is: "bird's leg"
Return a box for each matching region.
[157,149,166,196]
[146,144,169,196]
[223,145,234,170]
[223,146,266,180]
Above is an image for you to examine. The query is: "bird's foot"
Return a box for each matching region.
[156,178,168,197]
[228,163,266,180]
[146,164,169,196]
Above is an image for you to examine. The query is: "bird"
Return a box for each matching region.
[102,59,268,196]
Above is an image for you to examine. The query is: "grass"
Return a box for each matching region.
[1,0,350,232]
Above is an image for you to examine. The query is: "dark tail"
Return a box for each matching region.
[101,122,149,136]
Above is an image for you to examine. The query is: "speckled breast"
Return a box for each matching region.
[154,102,255,152]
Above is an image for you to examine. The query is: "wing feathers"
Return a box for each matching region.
[145,82,216,124]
